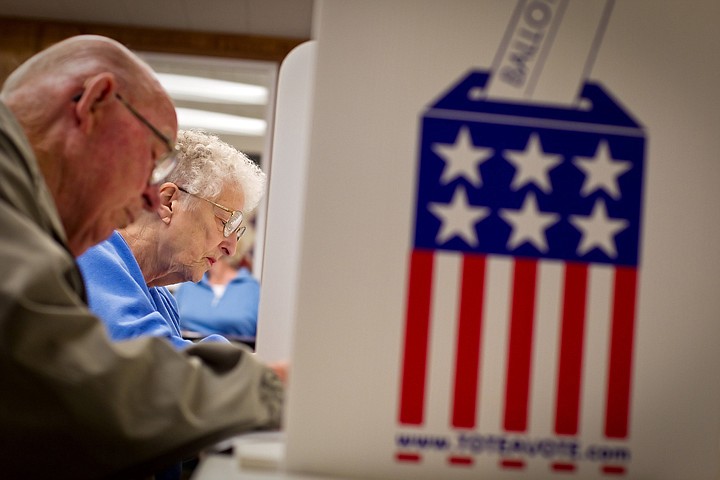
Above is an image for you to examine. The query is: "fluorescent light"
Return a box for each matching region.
[176,108,266,136]
[156,73,268,105]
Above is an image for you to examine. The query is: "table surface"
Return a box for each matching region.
[189,432,358,480]
[190,455,357,480]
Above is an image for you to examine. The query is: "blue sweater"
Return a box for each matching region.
[77,231,228,349]
[175,267,259,337]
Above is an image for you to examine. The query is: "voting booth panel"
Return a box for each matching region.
[258,1,720,479]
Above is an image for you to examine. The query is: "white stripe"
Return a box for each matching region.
[425,252,462,432]
[581,264,613,444]
[426,108,644,138]
[530,260,564,437]
[478,256,513,434]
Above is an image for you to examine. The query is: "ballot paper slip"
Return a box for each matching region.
[233,432,286,471]
[236,442,285,470]
[486,0,614,106]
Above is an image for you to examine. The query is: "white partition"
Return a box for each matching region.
[258,1,720,479]
[255,41,317,363]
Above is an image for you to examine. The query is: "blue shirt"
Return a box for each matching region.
[77,231,228,349]
[175,267,259,337]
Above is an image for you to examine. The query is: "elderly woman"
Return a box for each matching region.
[175,216,260,340]
[77,129,265,349]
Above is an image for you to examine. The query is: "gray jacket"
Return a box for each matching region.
[0,101,283,479]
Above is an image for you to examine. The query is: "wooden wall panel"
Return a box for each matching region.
[0,16,307,85]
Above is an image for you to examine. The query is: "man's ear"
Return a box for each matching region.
[157,182,179,225]
[73,72,117,134]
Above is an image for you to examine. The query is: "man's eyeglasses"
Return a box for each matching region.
[72,91,179,184]
[115,94,179,185]
[177,186,246,240]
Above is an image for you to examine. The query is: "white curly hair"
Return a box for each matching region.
[167,129,266,214]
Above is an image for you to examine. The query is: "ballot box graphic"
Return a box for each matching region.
[396,70,645,476]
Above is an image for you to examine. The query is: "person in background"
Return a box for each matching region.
[77,129,264,349]
[175,214,261,340]
[0,35,283,480]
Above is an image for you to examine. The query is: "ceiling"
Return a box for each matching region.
[140,52,277,156]
[0,0,315,158]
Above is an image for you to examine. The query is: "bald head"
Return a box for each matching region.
[3,35,155,90]
[1,35,178,256]
[2,35,165,127]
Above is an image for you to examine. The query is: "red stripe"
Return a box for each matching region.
[448,455,473,466]
[398,250,434,425]
[602,465,627,475]
[555,262,589,435]
[500,458,526,469]
[452,254,486,428]
[503,258,538,432]
[605,267,638,438]
[552,462,577,472]
[395,452,421,463]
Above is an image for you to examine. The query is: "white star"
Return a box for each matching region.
[503,133,563,193]
[499,192,560,252]
[569,199,629,258]
[574,140,632,199]
[432,126,493,187]
[428,185,489,247]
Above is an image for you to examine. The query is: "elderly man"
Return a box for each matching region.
[0,35,283,479]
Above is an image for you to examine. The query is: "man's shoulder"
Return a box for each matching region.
[0,101,67,243]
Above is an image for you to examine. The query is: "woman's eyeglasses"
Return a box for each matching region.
[177,186,246,240]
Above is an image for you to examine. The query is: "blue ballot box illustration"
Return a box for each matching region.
[397,70,645,475]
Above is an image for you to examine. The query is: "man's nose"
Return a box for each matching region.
[141,183,162,212]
